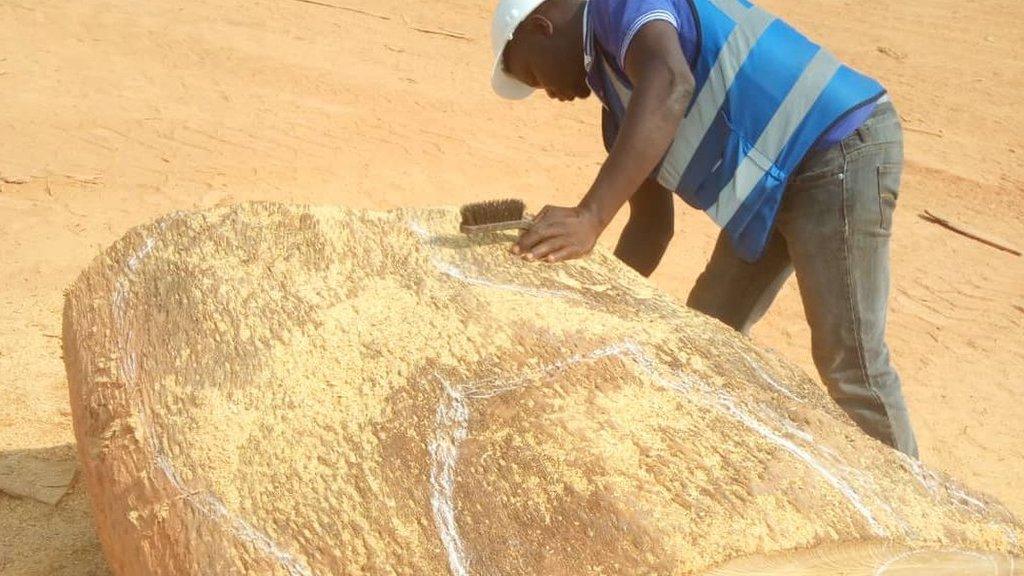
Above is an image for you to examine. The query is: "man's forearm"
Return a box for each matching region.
[613,178,676,277]
[580,75,687,227]
[614,219,673,277]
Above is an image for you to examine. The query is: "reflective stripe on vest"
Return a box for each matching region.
[585,0,885,261]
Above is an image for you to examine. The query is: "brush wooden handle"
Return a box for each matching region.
[459,220,533,235]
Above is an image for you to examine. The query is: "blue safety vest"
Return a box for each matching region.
[585,0,886,261]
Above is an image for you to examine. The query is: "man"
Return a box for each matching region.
[490,0,918,457]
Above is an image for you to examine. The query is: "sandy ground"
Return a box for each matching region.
[0,0,1020,573]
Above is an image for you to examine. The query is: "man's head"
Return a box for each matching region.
[491,0,590,101]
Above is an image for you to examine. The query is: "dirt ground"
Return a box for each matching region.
[0,0,1021,573]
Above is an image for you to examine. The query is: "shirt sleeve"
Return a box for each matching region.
[591,0,686,71]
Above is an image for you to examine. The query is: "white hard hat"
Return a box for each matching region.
[491,0,547,100]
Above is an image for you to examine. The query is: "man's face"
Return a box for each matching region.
[503,19,591,102]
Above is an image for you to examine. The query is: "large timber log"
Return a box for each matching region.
[63,203,1023,575]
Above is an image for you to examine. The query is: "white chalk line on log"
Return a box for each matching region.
[111,223,314,576]
[408,219,582,301]
[430,378,471,576]
[429,339,895,576]
[409,217,808,408]
[404,212,1006,548]
[427,342,639,575]
[616,342,888,537]
[621,341,888,536]
[898,452,1018,548]
[739,349,803,402]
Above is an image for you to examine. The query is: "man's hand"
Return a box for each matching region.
[512,204,603,263]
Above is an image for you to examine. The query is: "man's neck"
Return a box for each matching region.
[568,1,587,69]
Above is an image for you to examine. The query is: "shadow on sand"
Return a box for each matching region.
[0,444,110,576]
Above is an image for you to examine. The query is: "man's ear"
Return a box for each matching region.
[524,14,555,38]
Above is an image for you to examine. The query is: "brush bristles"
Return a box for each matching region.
[460,198,526,227]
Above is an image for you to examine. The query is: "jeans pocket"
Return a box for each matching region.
[793,165,844,188]
[877,163,902,231]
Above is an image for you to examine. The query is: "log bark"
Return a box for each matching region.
[63,203,1023,575]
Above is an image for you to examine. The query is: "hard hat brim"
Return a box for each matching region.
[491,56,535,100]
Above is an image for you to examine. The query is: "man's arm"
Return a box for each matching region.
[614,178,675,277]
[582,20,692,230]
[515,20,693,262]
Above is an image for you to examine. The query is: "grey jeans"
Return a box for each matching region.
[687,101,919,458]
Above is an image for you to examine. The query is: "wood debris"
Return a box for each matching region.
[409,25,471,41]
[920,210,1021,256]
[904,125,944,138]
[289,0,390,21]
[877,46,907,60]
